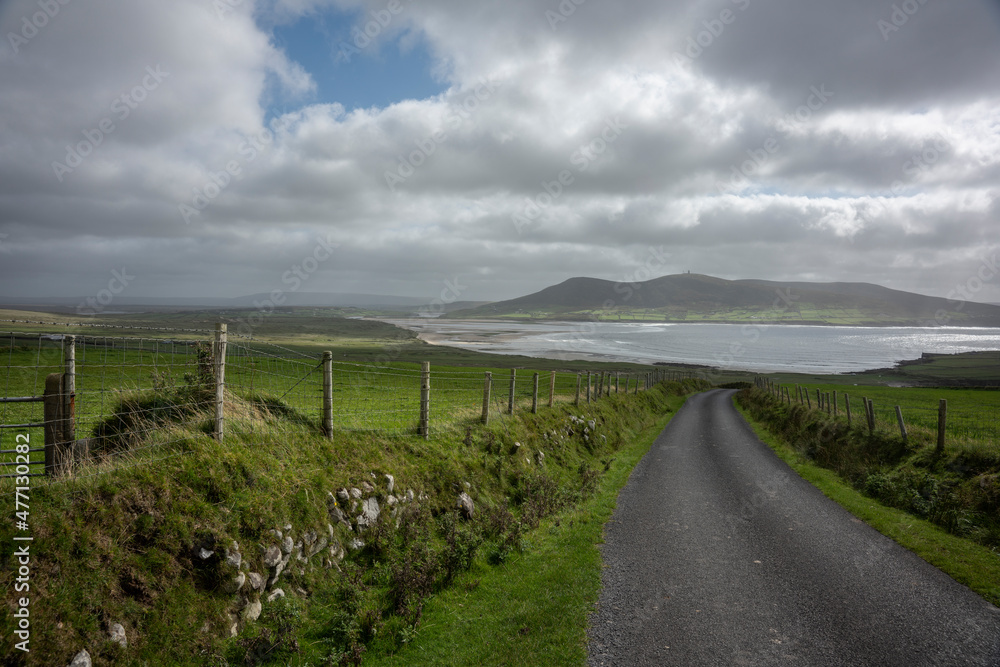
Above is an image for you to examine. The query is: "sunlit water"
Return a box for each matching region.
[386,320,1000,374]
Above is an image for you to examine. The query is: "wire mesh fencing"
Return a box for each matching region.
[0,328,666,483]
[755,377,1000,455]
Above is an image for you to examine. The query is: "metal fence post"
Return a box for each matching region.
[419,362,430,439]
[213,324,227,442]
[323,351,333,439]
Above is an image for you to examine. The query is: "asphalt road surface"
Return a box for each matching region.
[588,389,1000,666]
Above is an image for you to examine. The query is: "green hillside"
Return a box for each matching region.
[447,274,1000,326]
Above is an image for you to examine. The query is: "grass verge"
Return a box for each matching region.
[734,398,1000,607]
[364,403,681,666]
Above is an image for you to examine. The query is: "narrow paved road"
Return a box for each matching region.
[588,389,1000,666]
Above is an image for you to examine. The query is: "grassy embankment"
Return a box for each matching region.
[0,315,707,665]
[736,384,1000,605]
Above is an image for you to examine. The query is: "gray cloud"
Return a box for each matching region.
[0,0,998,304]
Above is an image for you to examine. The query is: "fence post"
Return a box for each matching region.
[44,373,68,477]
[597,372,604,400]
[213,324,227,442]
[805,389,811,409]
[419,362,431,439]
[482,372,492,425]
[575,373,581,406]
[895,406,907,442]
[549,370,556,408]
[531,373,539,414]
[587,371,592,404]
[624,376,630,394]
[323,351,333,439]
[508,368,516,415]
[826,393,831,415]
[62,335,76,452]
[937,399,947,454]
[832,390,838,417]
[845,393,852,426]
[615,372,619,395]
[865,398,875,434]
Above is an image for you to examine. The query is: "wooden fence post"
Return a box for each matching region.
[832,390,838,417]
[531,373,539,414]
[865,398,875,434]
[937,399,947,454]
[587,371,592,404]
[615,372,619,395]
[575,373,581,406]
[419,362,430,439]
[44,373,69,476]
[482,372,492,425]
[895,406,907,442]
[549,370,556,408]
[507,369,516,415]
[62,335,76,452]
[323,351,333,439]
[213,324,227,442]
[826,393,832,415]
[805,389,811,409]
[597,372,604,399]
[845,393,852,426]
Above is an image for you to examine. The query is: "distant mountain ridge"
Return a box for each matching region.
[446,274,1000,326]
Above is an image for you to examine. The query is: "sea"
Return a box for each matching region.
[386,320,1000,375]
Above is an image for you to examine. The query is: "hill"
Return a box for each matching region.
[446,274,1000,326]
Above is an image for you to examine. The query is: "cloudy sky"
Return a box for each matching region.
[1,0,999,305]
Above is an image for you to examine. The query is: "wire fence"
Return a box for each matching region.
[755,377,1000,455]
[0,329,674,484]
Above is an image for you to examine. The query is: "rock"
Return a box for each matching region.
[356,497,380,530]
[225,548,241,569]
[263,546,282,567]
[330,505,351,530]
[386,494,398,507]
[307,536,328,559]
[463,481,471,490]
[535,450,545,465]
[247,572,265,591]
[600,434,607,443]
[242,600,262,622]
[406,489,415,502]
[361,481,375,494]
[269,528,282,540]
[327,523,335,539]
[227,614,238,637]
[457,492,475,520]
[329,541,345,561]
[197,547,215,561]
[384,473,395,494]
[267,588,285,603]
[350,487,362,499]
[109,623,127,648]
[225,572,246,594]
[283,523,292,532]
[303,531,317,547]
[336,488,350,504]
[588,419,596,430]
[348,538,365,552]
[281,535,294,555]
[68,650,92,667]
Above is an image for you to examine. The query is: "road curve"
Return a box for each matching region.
[588,389,1000,666]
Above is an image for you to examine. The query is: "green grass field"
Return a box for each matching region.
[765,381,1000,456]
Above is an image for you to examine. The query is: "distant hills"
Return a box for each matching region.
[446,274,1000,326]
